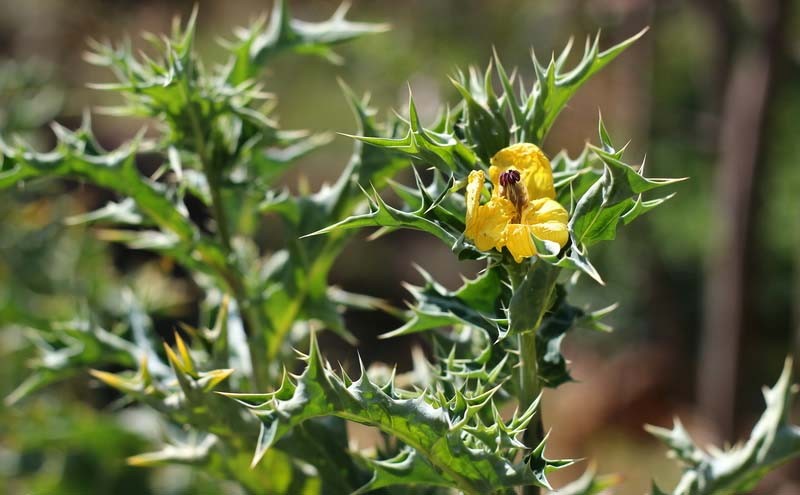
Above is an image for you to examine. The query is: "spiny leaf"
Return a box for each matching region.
[224,333,573,494]
[328,79,410,218]
[5,318,157,406]
[350,93,478,175]
[388,168,466,231]
[64,197,147,227]
[228,0,390,84]
[569,119,684,247]
[352,446,450,494]
[0,121,199,242]
[381,266,505,340]
[89,355,153,395]
[451,65,510,163]
[520,29,648,143]
[303,184,463,248]
[127,432,218,467]
[647,358,800,495]
[535,285,582,387]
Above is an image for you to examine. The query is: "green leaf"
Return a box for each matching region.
[224,333,573,494]
[227,0,390,84]
[646,358,800,494]
[246,132,334,186]
[569,143,682,247]
[521,29,647,143]
[4,316,156,406]
[388,168,466,232]
[0,120,205,246]
[451,65,510,163]
[127,432,218,467]
[280,418,373,494]
[328,79,410,218]
[303,184,463,249]
[551,146,601,209]
[549,241,605,285]
[560,119,684,289]
[64,198,147,227]
[535,285,582,387]
[508,262,560,335]
[352,446,451,494]
[381,266,505,340]
[351,94,478,175]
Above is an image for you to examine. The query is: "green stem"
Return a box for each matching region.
[207,169,232,251]
[507,262,558,495]
[519,331,544,450]
[181,80,269,390]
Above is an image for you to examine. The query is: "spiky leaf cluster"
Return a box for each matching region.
[306,32,682,403]
[3,3,408,493]
[226,333,573,495]
[300,30,687,493]
[648,360,800,495]
[314,31,683,282]
[1,1,397,384]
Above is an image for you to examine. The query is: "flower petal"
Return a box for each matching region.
[502,198,569,263]
[521,198,569,227]
[489,143,555,200]
[465,170,484,227]
[465,171,515,251]
[503,224,537,263]
[470,199,515,252]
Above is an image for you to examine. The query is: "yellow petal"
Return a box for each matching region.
[502,198,569,263]
[502,224,537,263]
[468,198,515,252]
[521,198,569,227]
[465,171,515,251]
[489,143,555,200]
[465,170,484,227]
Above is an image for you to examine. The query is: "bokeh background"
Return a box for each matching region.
[1,0,799,494]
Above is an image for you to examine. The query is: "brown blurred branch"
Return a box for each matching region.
[698,0,790,440]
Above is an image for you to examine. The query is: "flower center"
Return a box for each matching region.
[499,169,520,188]
[499,169,525,222]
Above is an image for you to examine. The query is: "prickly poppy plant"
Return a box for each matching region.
[2,3,799,495]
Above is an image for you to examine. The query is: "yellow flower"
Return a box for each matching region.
[465,143,569,263]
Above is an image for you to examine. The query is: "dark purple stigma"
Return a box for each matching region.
[499,169,521,188]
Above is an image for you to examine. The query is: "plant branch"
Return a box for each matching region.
[507,261,559,495]
[180,79,269,390]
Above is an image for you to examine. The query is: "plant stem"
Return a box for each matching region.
[518,326,545,495]
[519,331,544,448]
[205,175,269,390]
[507,262,558,495]
[207,169,232,251]
[181,81,269,390]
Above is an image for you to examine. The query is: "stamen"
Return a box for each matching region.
[498,169,526,223]
[499,169,521,188]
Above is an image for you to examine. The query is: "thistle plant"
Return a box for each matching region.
[3,3,799,495]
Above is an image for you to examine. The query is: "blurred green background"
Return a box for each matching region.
[1,0,799,493]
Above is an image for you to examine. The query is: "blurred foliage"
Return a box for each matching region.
[0,2,397,493]
[648,360,800,495]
